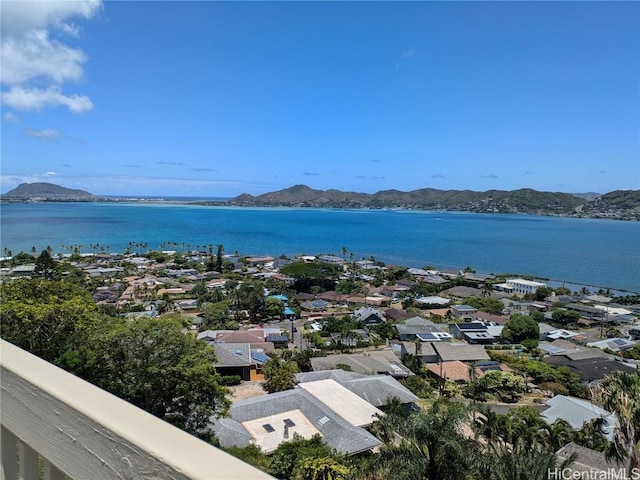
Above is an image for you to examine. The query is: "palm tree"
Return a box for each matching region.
[216,244,224,271]
[575,417,610,452]
[364,399,479,480]
[597,369,640,470]
[478,441,575,480]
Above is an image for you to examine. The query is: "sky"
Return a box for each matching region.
[1,1,639,197]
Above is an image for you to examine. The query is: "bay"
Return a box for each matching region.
[1,202,638,292]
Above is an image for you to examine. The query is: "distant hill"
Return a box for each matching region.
[2,182,96,200]
[228,185,640,220]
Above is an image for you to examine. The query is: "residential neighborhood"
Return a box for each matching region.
[2,246,639,478]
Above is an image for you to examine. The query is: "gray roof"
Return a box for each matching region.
[555,443,627,474]
[431,342,491,362]
[541,395,615,438]
[310,352,411,377]
[212,389,382,455]
[211,343,252,367]
[296,370,419,407]
[394,324,443,336]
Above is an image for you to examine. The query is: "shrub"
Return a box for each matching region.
[219,375,242,386]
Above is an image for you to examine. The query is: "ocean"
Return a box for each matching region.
[1,201,638,292]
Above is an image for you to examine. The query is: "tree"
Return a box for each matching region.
[269,434,346,480]
[365,399,479,480]
[264,297,285,319]
[597,369,640,471]
[263,355,298,393]
[0,278,98,364]
[293,456,350,480]
[72,315,230,439]
[533,286,553,301]
[35,248,58,280]
[551,309,580,325]
[466,297,504,315]
[216,243,224,271]
[502,314,539,345]
[477,441,574,480]
[467,370,526,402]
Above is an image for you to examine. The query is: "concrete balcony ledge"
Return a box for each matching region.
[0,339,274,479]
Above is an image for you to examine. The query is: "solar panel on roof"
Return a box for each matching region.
[283,418,295,427]
[613,339,627,346]
[263,424,275,433]
[318,416,330,425]
[251,351,269,363]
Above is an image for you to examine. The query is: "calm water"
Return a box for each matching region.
[1,202,638,292]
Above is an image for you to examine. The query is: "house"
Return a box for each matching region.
[317,254,344,265]
[441,286,483,298]
[413,296,451,308]
[353,306,385,325]
[449,321,497,343]
[541,395,615,439]
[565,303,606,321]
[391,341,440,364]
[426,361,484,384]
[431,342,491,363]
[212,383,382,455]
[394,317,447,341]
[494,278,546,295]
[555,443,628,479]
[545,355,637,384]
[210,343,266,381]
[545,329,579,341]
[384,308,415,322]
[310,352,412,378]
[295,370,419,411]
[450,305,477,320]
[586,338,637,353]
[265,334,289,349]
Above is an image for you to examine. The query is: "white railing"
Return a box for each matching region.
[0,339,274,480]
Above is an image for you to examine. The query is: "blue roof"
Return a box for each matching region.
[284,307,295,315]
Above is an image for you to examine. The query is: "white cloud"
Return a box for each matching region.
[2,112,20,123]
[1,31,88,84]
[24,128,61,142]
[0,1,101,36]
[45,171,57,176]
[0,1,101,114]
[2,86,93,113]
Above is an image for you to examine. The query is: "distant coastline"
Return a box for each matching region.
[2,182,639,221]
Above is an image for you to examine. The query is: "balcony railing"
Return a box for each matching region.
[0,339,274,479]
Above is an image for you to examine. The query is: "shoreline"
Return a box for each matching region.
[1,197,637,222]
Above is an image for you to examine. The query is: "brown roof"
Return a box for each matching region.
[215,331,265,343]
[426,361,484,382]
[475,311,509,325]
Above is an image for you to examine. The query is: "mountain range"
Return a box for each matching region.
[2,182,639,220]
[228,184,640,220]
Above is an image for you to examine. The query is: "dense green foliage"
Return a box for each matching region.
[501,314,540,346]
[263,354,299,393]
[279,261,341,292]
[466,296,504,315]
[1,277,230,440]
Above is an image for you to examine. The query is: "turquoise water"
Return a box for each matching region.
[1,202,638,292]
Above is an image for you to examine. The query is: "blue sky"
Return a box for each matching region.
[1,1,638,197]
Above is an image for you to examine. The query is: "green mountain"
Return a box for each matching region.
[2,182,96,200]
[229,185,640,219]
